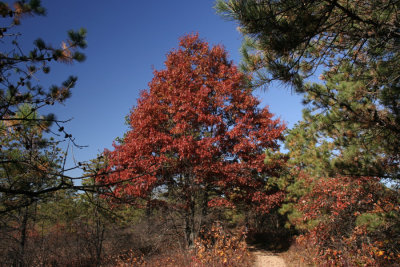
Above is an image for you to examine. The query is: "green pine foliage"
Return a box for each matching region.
[0,0,87,213]
[216,0,400,179]
[217,0,400,264]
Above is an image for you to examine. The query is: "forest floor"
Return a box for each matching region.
[246,231,315,267]
[247,235,312,267]
[251,248,287,267]
[247,232,291,267]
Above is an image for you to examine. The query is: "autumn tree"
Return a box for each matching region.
[102,34,286,247]
[0,0,87,212]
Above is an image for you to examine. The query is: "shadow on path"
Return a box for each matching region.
[247,231,293,253]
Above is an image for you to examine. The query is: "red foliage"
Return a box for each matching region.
[295,175,400,266]
[101,34,285,212]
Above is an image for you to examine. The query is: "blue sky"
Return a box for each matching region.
[9,0,303,173]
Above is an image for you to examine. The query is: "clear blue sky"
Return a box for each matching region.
[10,0,303,172]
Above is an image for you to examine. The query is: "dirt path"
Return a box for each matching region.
[252,250,287,267]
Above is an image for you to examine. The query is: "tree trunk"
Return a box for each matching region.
[199,185,209,233]
[18,206,29,267]
[185,196,195,248]
[146,196,152,234]
[94,205,105,267]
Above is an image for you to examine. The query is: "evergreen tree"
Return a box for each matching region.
[216,0,400,179]
[0,104,64,265]
[0,104,63,213]
[0,0,87,211]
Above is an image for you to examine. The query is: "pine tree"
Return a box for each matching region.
[216,1,400,263]
[216,0,400,179]
[0,0,87,211]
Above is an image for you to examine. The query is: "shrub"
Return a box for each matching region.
[113,222,253,267]
[294,175,400,266]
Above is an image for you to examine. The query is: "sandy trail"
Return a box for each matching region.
[252,250,287,267]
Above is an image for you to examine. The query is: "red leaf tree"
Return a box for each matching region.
[102,34,285,246]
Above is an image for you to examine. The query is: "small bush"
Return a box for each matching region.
[114,222,253,267]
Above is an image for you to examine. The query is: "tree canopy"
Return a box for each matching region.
[216,0,400,89]
[216,0,400,179]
